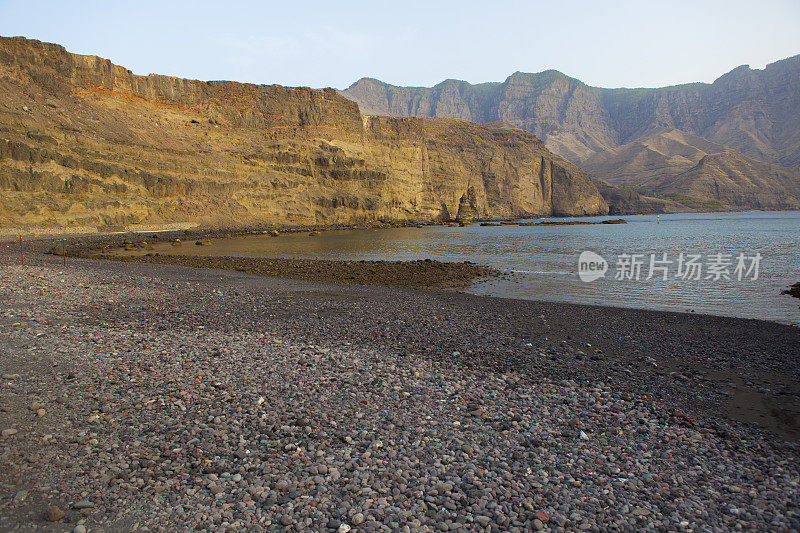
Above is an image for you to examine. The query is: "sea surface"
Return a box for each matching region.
[144,211,800,325]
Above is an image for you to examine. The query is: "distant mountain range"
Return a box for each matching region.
[342,56,800,212]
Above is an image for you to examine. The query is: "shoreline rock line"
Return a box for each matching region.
[98,254,501,290]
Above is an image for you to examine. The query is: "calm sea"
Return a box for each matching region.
[147,211,800,326]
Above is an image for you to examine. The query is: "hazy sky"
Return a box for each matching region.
[1,0,798,89]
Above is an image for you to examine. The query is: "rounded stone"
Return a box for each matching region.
[44,505,65,522]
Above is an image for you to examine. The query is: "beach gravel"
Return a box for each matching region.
[0,252,799,531]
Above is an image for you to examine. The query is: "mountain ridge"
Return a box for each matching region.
[343,55,800,166]
[342,55,800,211]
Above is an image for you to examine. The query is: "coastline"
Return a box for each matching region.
[45,214,800,326]
[2,22,800,532]
[4,206,799,244]
[1,248,799,530]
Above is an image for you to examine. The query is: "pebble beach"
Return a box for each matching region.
[1,248,799,532]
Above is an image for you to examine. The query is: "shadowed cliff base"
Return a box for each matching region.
[479,218,627,227]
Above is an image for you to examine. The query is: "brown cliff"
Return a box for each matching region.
[342,57,800,213]
[658,152,800,210]
[343,57,800,168]
[583,129,800,210]
[343,71,620,164]
[0,36,607,228]
[581,128,728,189]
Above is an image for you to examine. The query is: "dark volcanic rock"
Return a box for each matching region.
[43,506,64,522]
[0,248,799,531]
[782,282,800,299]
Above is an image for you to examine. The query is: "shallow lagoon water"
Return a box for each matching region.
[143,211,800,325]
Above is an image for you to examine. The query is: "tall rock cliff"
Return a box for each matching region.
[0,36,607,228]
[343,57,800,212]
[594,56,800,167]
[344,71,620,164]
[343,56,800,167]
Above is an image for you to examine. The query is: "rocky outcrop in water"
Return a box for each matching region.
[0,36,607,228]
[455,186,482,221]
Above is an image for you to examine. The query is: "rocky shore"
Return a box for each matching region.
[783,282,800,299]
[1,248,799,531]
[83,254,500,291]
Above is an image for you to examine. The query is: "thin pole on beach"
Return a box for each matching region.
[18,235,23,266]
[62,238,66,267]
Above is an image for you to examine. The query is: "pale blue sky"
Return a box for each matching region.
[1,0,798,89]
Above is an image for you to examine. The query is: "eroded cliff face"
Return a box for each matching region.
[0,36,607,228]
[343,57,800,212]
[344,72,620,164]
[598,58,800,167]
[661,151,800,210]
[343,57,800,168]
